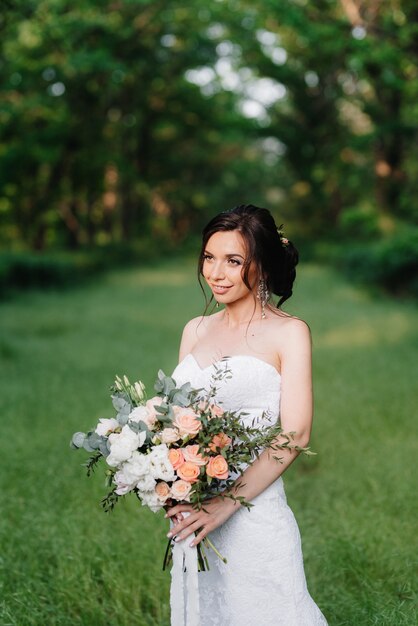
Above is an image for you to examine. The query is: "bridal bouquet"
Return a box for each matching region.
[71,362,307,568]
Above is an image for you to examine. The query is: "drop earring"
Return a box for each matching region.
[256,279,269,319]
[216,301,220,308]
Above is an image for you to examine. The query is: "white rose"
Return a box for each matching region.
[129,405,156,430]
[117,451,150,486]
[106,425,146,467]
[149,444,175,482]
[160,427,180,444]
[139,490,163,513]
[136,474,157,492]
[95,418,119,437]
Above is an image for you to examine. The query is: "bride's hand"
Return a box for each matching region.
[165,497,239,546]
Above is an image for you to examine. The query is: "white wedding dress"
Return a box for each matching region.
[171,353,328,626]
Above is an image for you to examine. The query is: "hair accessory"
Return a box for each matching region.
[277,225,289,246]
[256,279,269,319]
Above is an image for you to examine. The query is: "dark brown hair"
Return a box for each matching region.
[198,204,299,308]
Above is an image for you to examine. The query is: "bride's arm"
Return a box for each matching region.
[166,319,313,546]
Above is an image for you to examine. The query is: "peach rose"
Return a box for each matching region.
[206,455,229,480]
[155,481,171,502]
[208,432,232,453]
[183,444,208,466]
[177,461,200,483]
[172,406,202,437]
[168,448,185,470]
[161,427,181,444]
[146,396,164,421]
[209,404,224,418]
[171,479,192,501]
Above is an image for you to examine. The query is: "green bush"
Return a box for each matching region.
[0,252,100,297]
[339,227,418,297]
[0,237,194,298]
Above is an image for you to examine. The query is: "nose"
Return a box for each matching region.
[208,260,225,281]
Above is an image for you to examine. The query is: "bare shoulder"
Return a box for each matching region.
[267,313,311,354]
[280,315,311,340]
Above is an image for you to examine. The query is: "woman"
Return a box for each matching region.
[167,204,327,625]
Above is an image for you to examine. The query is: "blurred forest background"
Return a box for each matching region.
[1,3,418,625]
[1,0,417,297]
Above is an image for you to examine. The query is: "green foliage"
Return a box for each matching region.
[0,0,417,296]
[339,226,418,297]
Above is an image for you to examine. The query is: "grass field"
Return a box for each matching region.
[0,258,417,626]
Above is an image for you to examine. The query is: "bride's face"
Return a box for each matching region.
[202,230,257,305]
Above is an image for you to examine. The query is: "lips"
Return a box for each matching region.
[211,284,232,294]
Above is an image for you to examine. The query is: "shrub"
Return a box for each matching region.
[339,227,418,297]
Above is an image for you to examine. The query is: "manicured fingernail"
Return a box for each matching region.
[167,532,172,538]
[174,536,181,542]
[189,541,195,548]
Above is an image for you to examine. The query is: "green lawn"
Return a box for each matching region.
[0,259,416,626]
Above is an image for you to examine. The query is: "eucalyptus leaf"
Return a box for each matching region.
[162,377,175,395]
[83,439,96,453]
[116,409,131,425]
[86,431,103,450]
[158,413,173,425]
[71,432,86,448]
[99,441,110,456]
[111,393,132,414]
[128,419,149,434]
[169,390,190,406]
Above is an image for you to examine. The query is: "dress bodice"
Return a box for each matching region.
[171,353,281,429]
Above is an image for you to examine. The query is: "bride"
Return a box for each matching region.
[167,204,327,625]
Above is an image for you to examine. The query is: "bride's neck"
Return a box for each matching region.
[221,300,262,328]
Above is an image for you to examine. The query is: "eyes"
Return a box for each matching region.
[203,254,242,266]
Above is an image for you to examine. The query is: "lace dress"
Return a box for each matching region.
[171,353,328,626]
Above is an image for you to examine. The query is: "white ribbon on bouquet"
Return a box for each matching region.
[170,512,200,626]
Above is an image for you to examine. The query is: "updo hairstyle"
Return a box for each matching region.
[198,204,299,309]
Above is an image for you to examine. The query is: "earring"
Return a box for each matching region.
[256,279,269,319]
[216,301,220,308]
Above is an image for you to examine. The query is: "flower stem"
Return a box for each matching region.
[203,537,227,564]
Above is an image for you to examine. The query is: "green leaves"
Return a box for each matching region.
[111,393,132,425]
[154,371,196,408]
[70,431,86,449]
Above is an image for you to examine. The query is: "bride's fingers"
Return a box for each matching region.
[189,526,208,547]
[165,504,193,518]
[173,520,204,543]
[167,512,200,538]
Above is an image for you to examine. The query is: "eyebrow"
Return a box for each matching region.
[204,250,245,260]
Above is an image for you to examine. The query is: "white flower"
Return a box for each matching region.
[149,444,175,482]
[129,405,156,430]
[95,418,119,437]
[114,470,135,495]
[122,451,149,480]
[106,425,146,467]
[160,427,181,444]
[113,451,151,494]
[138,490,163,513]
[136,474,157,492]
[134,381,146,401]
